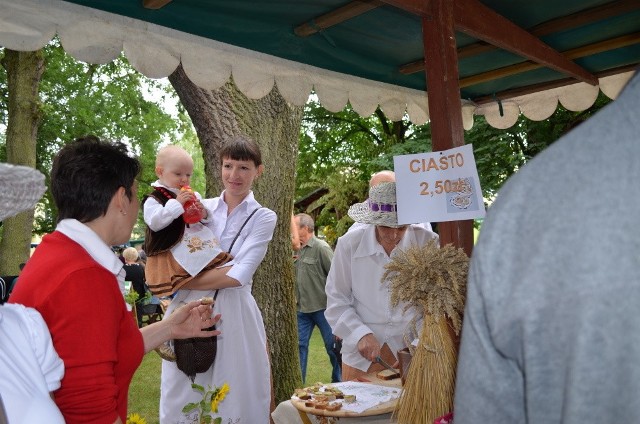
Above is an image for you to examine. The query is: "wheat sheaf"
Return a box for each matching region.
[383,240,468,334]
[383,240,469,424]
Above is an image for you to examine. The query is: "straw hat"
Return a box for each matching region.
[0,163,46,222]
[348,181,403,228]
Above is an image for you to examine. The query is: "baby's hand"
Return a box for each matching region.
[176,190,194,205]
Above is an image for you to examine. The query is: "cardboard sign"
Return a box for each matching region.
[394,145,485,224]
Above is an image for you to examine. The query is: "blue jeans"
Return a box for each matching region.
[297,310,341,383]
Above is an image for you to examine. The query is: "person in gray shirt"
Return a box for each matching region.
[453,69,640,423]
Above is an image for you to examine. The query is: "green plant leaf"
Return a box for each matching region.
[181,402,199,413]
[191,383,205,393]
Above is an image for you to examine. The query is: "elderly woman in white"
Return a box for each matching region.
[0,163,64,424]
[325,181,439,381]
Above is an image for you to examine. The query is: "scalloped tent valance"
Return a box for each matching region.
[0,0,636,129]
[471,70,635,129]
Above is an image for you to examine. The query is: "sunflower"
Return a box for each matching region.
[126,413,147,424]
[210,382,230,413]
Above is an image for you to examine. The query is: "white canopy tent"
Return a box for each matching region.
[0,0,635,130]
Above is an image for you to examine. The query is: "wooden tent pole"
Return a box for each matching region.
[422,0,474,256]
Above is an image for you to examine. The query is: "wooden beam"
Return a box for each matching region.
[529,0,640,38]
[399,0,640,75]
[459,32,640,88]
[381,0,598,85]
[422,7,465,151]
[380,0,429,16]
[143,0,173,9]
[421,0,473,256]
[471,64,639,105]
[453,0,598,85]
[294,0,384,37]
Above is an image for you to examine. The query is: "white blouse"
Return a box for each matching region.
[0,303,65,423]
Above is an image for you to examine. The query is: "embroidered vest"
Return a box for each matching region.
[142,188,185,256]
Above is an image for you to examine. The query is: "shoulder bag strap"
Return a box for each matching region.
[227,207,262,253]
[213,207,262,299]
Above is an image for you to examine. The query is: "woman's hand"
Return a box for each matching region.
[357,333,381,362]
[166,299,221,340]
[195,200,208,219]
[142,300,221,353]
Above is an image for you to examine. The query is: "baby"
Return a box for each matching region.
[143,145,232,298]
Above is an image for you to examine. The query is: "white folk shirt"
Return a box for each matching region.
[143,181,213,232]
[325,224,439,371]
[0,303,65,424]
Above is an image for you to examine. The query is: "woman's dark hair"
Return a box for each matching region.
[51,135,141,223]
[218,135,262,166]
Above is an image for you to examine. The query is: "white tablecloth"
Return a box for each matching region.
[272,400,394,424]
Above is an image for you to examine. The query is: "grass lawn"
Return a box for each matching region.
[128,327,334,424]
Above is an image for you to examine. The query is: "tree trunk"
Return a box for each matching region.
[0,49,44,276]
[169,66,303,408]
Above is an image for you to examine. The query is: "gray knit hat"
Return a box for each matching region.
[348,181,403,228]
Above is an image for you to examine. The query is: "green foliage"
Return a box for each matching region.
[308,170,367,246]
[297,97,432,238]
[296,93,612,238]
[124,289,140,305]
[0,41,182,236]
[180,380,228,423]
[298,98,421,196]
[467,93,612,200]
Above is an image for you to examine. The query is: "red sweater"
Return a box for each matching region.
[10,231,144,424]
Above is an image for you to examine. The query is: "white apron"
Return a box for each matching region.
[170,223,224,276]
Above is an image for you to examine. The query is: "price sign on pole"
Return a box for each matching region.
[394,145,485,224]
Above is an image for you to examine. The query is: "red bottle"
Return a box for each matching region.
[180,185,203,224]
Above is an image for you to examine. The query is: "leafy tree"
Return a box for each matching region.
[0,41,183,274]
[297,98,433,240]
[0,49,44,275]
[33,41,183,237]
[298,98,426,198]
[296,93,612,239]
[468,92,611,201]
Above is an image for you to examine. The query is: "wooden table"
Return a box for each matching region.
[272,374,401,424]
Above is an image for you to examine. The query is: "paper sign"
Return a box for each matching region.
[393,145,485,224]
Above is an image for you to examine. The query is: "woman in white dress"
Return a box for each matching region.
[159,136,277,424]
